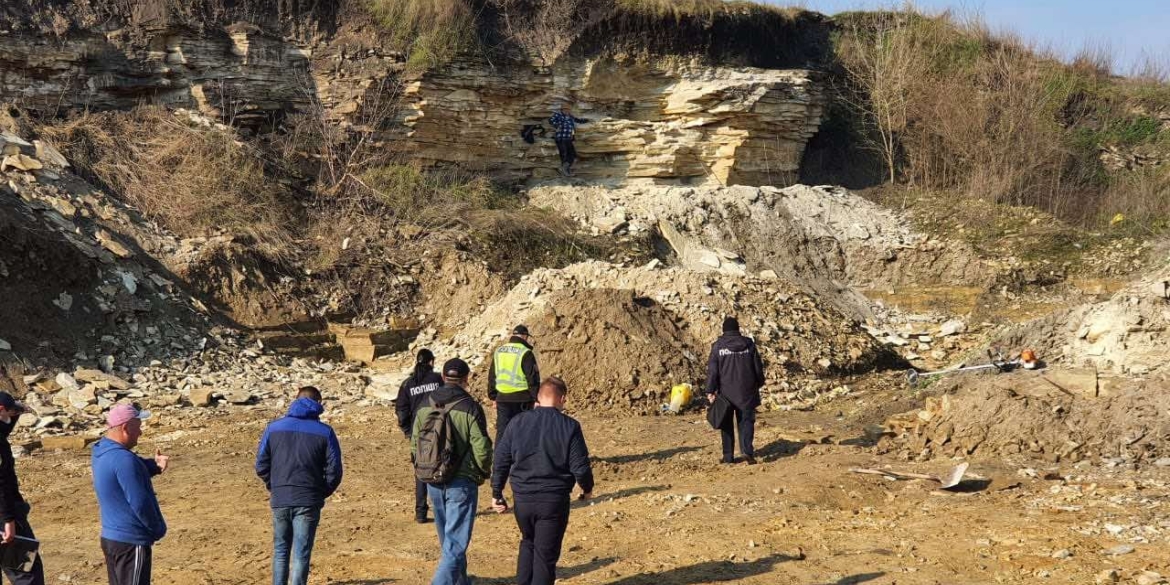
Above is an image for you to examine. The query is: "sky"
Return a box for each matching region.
[782,0,1170,75]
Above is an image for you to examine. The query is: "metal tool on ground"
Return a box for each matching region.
[906,348,1034,387]
[849,462,970,490]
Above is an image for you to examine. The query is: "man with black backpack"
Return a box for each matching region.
[412,358,492,585]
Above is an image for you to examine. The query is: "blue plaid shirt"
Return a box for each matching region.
[549,111,587,140]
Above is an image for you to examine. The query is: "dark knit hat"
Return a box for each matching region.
[722,316,740,333]
[442,358,470,379]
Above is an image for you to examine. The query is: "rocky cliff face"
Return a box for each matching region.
[0,6,826,187]
[398,58,823,186]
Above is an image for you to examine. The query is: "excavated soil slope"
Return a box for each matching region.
[997,268,1170,376]
[881,374,1170,464]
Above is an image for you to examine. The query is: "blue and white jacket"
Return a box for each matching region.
[255,398,343,508]
[549,111,589,140]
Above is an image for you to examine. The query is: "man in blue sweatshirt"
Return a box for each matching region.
[491,377,593,585]
[91,403,170,585]
[255,386,343,585]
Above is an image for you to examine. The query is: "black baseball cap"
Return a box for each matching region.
[512,325,530,336]
[442,358,470,379]
[0,392,24,412]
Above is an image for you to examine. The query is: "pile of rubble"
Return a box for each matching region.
[529,183,994,319]
[400,260,898,413]
[998,268,1170,376]
[879,372,1170,465]
[0,327,378,452]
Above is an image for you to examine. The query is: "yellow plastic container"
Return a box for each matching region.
[668,383,694,413]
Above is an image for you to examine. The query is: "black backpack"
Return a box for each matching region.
[414,397,470,484]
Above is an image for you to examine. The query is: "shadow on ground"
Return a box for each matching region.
[572,485,670,510]
[757,437,807,461]
[474,558,619,584]
[596,446,703,465]
[813,572,885,585]
[604,552,801,584]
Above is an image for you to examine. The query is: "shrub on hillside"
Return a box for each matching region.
[833,9,1170,229]
[39,107,296,257]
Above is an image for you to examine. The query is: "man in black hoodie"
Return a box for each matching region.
[705,317,766,465]
[491,377,593,585]
[395,349,443,523]
[487,325,541,445]
[0,391,45,585]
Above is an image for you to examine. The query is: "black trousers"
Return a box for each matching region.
[415,477,429,518]
[720,405,756,460]
[3,502,44,585]
[100,538,151,585]
[555,139,577,166]
[514,499,570,585]
[495,401,533,445]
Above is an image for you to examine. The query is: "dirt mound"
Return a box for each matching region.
[411,260,900,414]
[996,268,1170,376]
[880,373,1170,464]
[525,288,705,412]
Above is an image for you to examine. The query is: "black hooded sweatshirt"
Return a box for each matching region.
[705,331,766,410]
[0,417,24,522]
[395,368,444,437]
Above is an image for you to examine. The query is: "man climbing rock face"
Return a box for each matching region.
[549,102,589,177]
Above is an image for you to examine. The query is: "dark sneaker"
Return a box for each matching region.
[720,457,736,464]
[559,163,569,176]
[744,456,758,465]
[415,514,431,524]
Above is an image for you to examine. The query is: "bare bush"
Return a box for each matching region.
[39,107,296,258]
[836,11,928,185]
[491,0,590,65]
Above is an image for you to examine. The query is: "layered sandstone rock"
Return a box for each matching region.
[0,24,824,186]
[397,58,824,186]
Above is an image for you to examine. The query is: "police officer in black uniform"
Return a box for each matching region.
[395,349,443,523]
[705,317,766,465]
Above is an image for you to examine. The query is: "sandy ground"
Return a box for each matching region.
[17,387,1170,585]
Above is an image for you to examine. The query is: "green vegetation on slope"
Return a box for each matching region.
[829,10,1170,230]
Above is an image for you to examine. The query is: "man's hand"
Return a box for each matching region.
[706,393,716,404]
[2,520,15,544]
[492,498,510,514]
[490,400,496,409]
[154,448,170,474]
[578,492,592,501]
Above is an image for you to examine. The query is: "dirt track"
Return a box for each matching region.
[19,389,1170,585]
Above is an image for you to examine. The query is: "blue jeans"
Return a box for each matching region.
[272,506,321,585]
[427,478,479,585]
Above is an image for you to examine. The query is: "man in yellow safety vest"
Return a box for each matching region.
[487,325,541,444]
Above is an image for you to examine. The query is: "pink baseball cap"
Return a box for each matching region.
[106,403,151,428]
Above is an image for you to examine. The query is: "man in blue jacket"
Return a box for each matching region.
[491,377,593,585]
[255,386,343,585]
[91,403,170,585]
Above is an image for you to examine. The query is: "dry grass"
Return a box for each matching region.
[833,8,1170,230]
[366,0,478,70]
[616,0,801,19]
[39,107,297,258]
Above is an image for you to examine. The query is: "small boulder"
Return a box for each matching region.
[190,388,217,407]
[40,435,95,451]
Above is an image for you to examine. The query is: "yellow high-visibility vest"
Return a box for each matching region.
[493,342,531,394]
